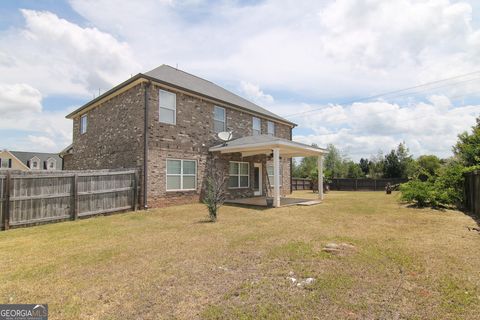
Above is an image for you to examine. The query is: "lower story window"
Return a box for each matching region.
[166,159,197,191]
[267,164,282,186]
[229,161,249,188]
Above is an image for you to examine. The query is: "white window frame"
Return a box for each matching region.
[252,117,261,135]
[47,158,57,170]
[228,161,250,189]
[159,89,176,125]
[213,106,226,133]
[0,158,10,169]
[80,114,88,134]
[166,159,197,192]
[267,121,275,136]
[267,164,282,186]
[30,156,40,170]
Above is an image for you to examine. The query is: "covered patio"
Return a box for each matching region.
[224,196,321,207]
[210,135,328,208]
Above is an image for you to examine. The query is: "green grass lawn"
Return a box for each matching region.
[0,191,479,319]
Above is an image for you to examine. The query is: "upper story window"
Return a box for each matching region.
[229,161,249,188]
[213,106,226,133]
[47,158,56,170]
[159,89,176,124]
[29,157,40,170]
[0,158,11,169]
[166,159,197,191]
[267,121,275,136]
[252,117,261,135]
[80,114,88,134]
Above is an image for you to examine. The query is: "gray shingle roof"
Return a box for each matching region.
[10,151,63,170]
[210,134,326,152]
[144,65,295,126]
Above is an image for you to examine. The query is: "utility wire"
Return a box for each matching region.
[299,90,480,137]
[283,71,480,118]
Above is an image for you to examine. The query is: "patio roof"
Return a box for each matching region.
[209,135,327,158]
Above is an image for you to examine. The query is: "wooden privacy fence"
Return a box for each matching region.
[464,170,480,217]
[292,177,408,191]
[0,169,139,230]
[329,178,408,191]
[291,178,312,190]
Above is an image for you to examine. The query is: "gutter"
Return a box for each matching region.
[143,81,151,209]
[65,74,144,119]
[290,127,293,195]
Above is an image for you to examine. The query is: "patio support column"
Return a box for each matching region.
[273,148,281,207]
[318,155,324,200]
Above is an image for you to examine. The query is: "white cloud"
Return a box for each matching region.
[0,108,72,152]
[0,82,70,152]
[67,0,480,98]
[0,9,135,152]
[0,83,42,115]
[27,135,56,149]
[239,81,274,105]
[292,96,478,160]
[0,9,140,97]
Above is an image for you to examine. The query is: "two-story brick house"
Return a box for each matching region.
[64,65,326,208]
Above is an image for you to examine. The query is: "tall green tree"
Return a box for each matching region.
[416,155,442,178]
[292,143,321,178]
[383,143,412,178]
[324,144,347,178]
[346,161,365,178]
[453,117,480,167]
[359,158,370,175]
[368,151,384,178]
[383,150,401,178]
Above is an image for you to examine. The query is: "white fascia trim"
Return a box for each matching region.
[209,140,328,155]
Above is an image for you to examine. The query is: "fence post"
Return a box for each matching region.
[355,179,358,191]
[3,171,11,230]
[133,170,139,211]
[72,174,79,220]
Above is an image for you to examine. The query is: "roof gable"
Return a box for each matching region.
[66,65,296,127]
[10,151,63,170]
[144,65,294,125]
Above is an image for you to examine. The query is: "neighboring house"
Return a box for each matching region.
[0,150,62,171]
[64,65,326,208]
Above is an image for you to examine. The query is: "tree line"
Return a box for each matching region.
[293,116,480,208]
[293,142,421,181]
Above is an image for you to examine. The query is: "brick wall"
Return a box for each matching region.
[64,84,145,171]
[146,84,292,207]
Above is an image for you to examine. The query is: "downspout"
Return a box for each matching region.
[143,80,151,209]
[290,127,293,194]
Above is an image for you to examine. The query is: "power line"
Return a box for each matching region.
[283,70,480,118]
[300,91,480,137]
[374,76,480,101]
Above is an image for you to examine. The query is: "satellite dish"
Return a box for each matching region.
[217,131,233,142]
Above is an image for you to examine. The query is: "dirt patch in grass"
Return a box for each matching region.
[0,191,479,319]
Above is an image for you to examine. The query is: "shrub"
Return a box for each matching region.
[400,161,469,208]
[432,161,465,207]
[400,180,438,207]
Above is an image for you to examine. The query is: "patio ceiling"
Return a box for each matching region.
[209,135,327,158]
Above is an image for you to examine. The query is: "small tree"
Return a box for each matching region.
[203,168,227,222]
[368,151,384,178]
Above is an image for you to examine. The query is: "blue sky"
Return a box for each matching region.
[0,0,479,160]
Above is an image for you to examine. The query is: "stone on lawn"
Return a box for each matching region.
[322,242,356,255]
